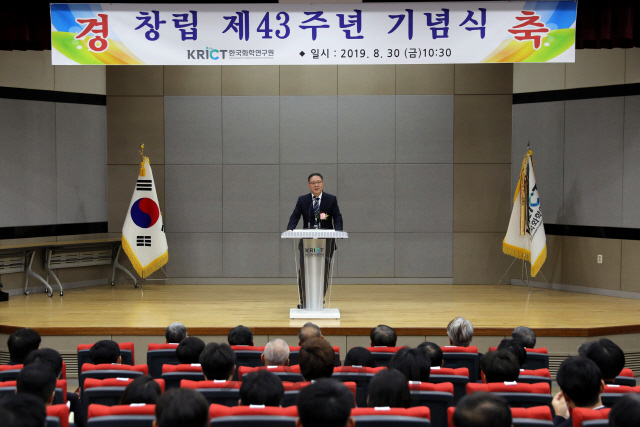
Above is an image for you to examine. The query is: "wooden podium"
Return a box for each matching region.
[281,229,348,319]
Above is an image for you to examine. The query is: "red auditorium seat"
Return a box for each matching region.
[279,381,357,407]
[238,365,304,383]
[364,346,405,367]
[517,369,552,387]
[147,343,179,378]
[352,407,431,427]
[331,366,386,407]
[0,364,23,381]
[429,367,470,404]
[601,384,640,407]
[77,343,136,378]
[161,363,205,389]
[79,363,148,390]
[82,378,164,424]
[0,379,67,404]
[486,346,549,370]
[180,380,242,406]
[441,346,480,381]
[447,406,553,427]
[408,382,454,427]
[209,404,298,427]
[571,407,611,427]
[47,403,71,427]
[467,382,552,409]
[86,404,156,427]
[614,368,636,386]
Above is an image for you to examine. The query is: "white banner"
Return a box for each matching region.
[51,2,577,65]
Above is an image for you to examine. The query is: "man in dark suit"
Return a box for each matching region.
[287,173,343,309]
[552,357,605,427]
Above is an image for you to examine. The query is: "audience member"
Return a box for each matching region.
[16,363,57,406]
[154,388,208,427]
[199,343,236,381]
[299,337,335,380]
[479,350,519,383]
[388,347,431,382]
[578,338,625,383]
[165,322,187,344]
[120,375,162,405]
[24,348,63,378]
[511,326,536,348]
[176,337,205,364]
[262,338,290,366]
[0,393,47,427]
[447,317,474,347]
[7,328,41,364]
[367,369,410,408]
[296,379,354,427]
[418,342,443,367]
[370,324,397,347]
[453,392,512,427]
[228,325,254,346]
[609,393,640,427]
[552,357,605,427]
[298,322,323,346]
[343,347,375,368]
[90,340,121,364]
[239,371,285,406]
[497,338,526,368]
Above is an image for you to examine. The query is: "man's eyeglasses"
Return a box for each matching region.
[309,181,323,186]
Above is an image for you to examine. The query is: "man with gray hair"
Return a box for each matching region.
[298,322,323,346]
[447,317,474,347]
[165,322,187,344]
[512,326,536,348]
[261,338,290,366]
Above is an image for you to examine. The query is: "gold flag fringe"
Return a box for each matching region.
[139,156,149,177]
[531,244,547,277]
[122,236,168,279]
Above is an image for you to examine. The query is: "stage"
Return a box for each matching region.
[2,284,640,377]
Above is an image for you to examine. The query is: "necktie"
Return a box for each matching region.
[313,197,320,220]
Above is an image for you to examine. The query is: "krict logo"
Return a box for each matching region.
[187,47,227,60]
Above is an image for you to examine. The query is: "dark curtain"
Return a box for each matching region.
[1,1,640,51]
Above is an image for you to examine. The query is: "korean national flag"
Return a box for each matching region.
[122,157,168,278]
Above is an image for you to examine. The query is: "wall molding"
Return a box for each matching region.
[545,223,640,240]
[0,222,108,240]
[513,82,640,104]
[510,279,640,300]
[0,86,106,105]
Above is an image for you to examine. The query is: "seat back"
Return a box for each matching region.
[210,416,297,427]
[161,372,205,389]
[442,353,479,382]
[0,368,21,382]
[571,408,611,427]
[446,405,552,427]
[77,342,135,377]
[364,347,404,368]
[46,416,62,427]
[82,387,126,425]
[352,415,431,426]
[494,393,553,409]
[410,391,453,427]
[522,353,549,370]
[147,349,179,378]
[238,366,304,383]
[230,346,265,369]
[332,367,385,408]
[428,375,469,405]
[87,415,155,427]
[47,404,70,427]
[197,388,241,406]
[580,421,608,427]
[613,374,636,387]
[79,367,146,390]
[517,375,552,388]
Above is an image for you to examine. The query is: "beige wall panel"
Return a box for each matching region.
[323,335,347,359]
[396,336,429,347]
[453,233,514,285]
[337,65,395,95]
[625,48,640,84]
[221,65,279,96]
[164,66,221,96]
[106,66,164,96]
[108,165,165,232]
[453,95,512,164]
[509,234,563,284]
[424,336,450,347]
[280,65,337,96]
[347,335,373,349]
[453,164,511,233]
[396,64,454,95]
[621,240,640,292]
[107,96,164,165]
[598,333,640,352]
[513,63,566,93]
[535,336,587,356]
[454,64,513,95]
[562,236,621,290]
[566,49,625,89]
[55,65,106,95]
[469,336,502,352]
[196,336,228,345]
[40,335,111,353]
[0,50,54,91]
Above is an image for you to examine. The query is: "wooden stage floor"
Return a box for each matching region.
[2,284,640,337]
